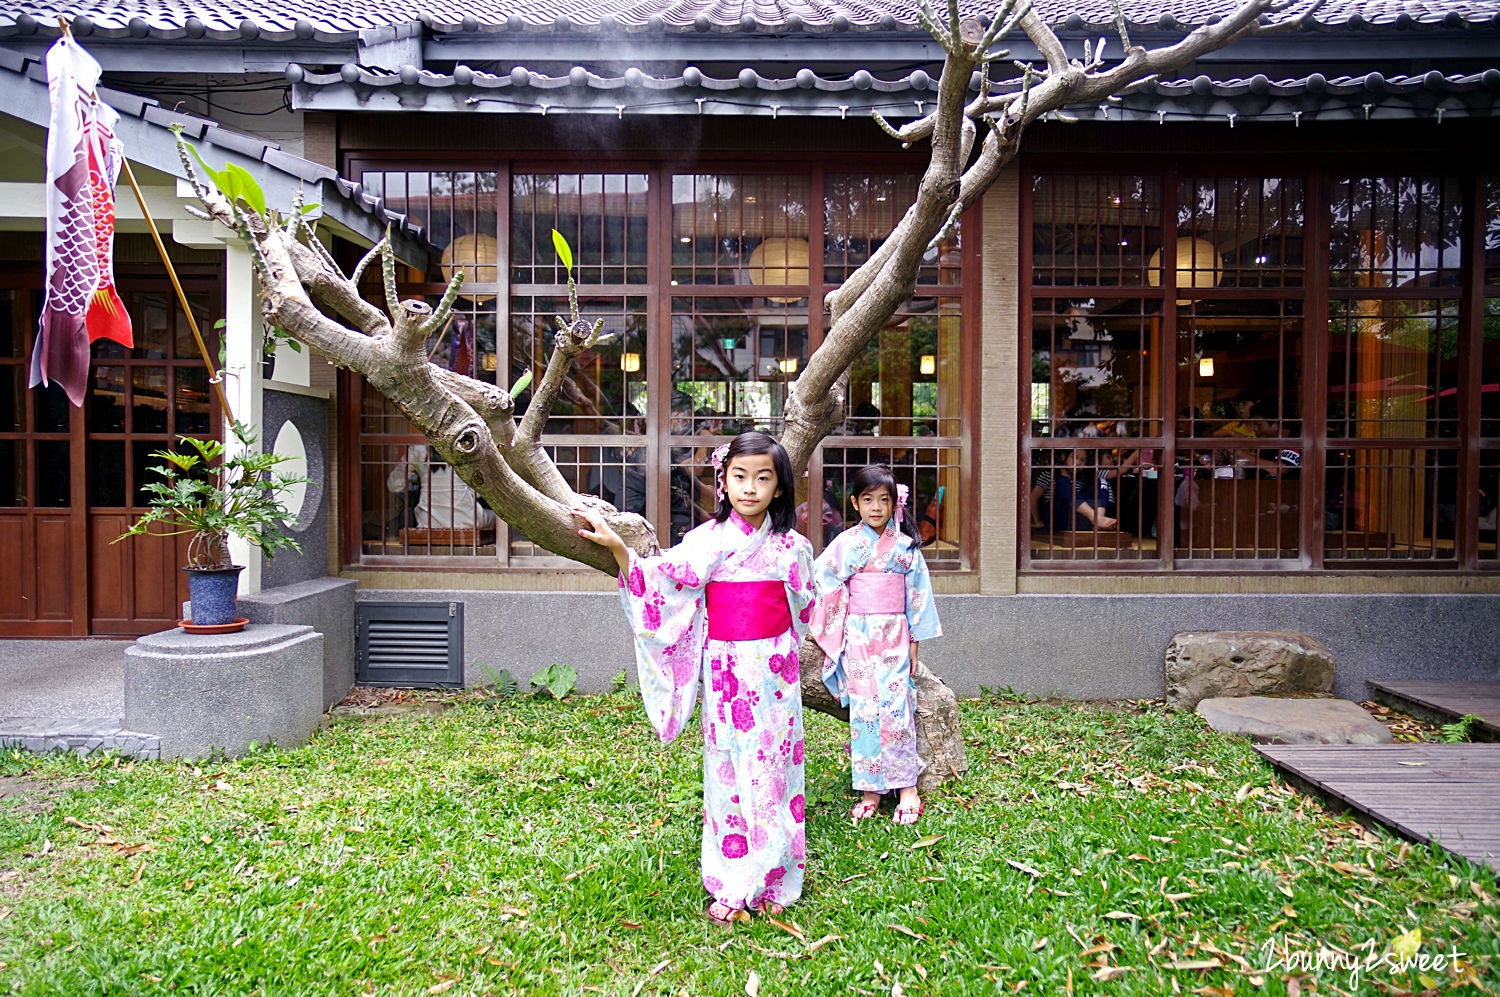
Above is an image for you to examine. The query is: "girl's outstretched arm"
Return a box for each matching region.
[571,506,631,576]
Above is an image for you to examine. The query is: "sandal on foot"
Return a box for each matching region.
[703,901,747,926]
[893,803,923,826]
[849,800,880,820]
[754,900,786,918]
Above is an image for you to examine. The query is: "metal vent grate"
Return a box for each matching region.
[356,602,464,688]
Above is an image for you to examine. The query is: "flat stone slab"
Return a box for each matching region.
[1197,696,1394,745]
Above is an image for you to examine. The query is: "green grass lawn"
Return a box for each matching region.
[1,691,1494,996]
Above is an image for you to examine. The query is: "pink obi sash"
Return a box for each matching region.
[705,581,791,641]
[848,573,905,615]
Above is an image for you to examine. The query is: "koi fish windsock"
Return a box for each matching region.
[28,35,133,407]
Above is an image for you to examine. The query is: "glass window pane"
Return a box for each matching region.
[671,174,809,287]
[133,294,170,359]
[1486,176,1500,287]
[1028,445,1161,562]
[1175,177,1304,289]
[1329,176,1464,289]
[510,296,647,434]
[0,289,18,358]
[175,367,211,435]
[90,439,126,507]
[33,381,70,434]
[511,173,649,285]
[89,365,126,433]
[1171,444,1300,561]
[1481,450,1499,566]
[175,293,216,359]
[1483,298,1500,438]
[0,366,21,432]
[132,367,169,434]
[844,298,963,438]
[824,174,960,286]
[359,440,498,558]
[1326,299,1459,440]
[1177,298,1303,440]
[1031,175,1162,287]
[35,440,69,507]
[1324,446,1456,562]
[1031,297,1162,439]
[0,439,23,506]
[671,296,806,436]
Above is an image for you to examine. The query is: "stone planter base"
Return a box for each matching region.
[125,624,323,760]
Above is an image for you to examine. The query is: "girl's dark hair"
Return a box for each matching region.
[848,464,921,542]
[714,431,796,533]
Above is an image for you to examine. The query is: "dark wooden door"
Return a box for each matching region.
[0,277,220,636]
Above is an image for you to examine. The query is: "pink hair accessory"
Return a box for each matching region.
[895,483,909,524]
[710,443,730,503]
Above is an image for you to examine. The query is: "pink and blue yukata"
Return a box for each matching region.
[618,509,815,912]
[808,519,942,793]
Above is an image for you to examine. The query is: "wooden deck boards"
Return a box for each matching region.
[1368,680,1500,739]
[1255,743,1500,875]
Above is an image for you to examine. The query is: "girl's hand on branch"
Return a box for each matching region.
[571,506,630,575]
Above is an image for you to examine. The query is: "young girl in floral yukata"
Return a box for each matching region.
[572,432,815,926]
[808,465,942,826]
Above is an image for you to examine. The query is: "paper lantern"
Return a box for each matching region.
[439,233,499,303]
[1148,237,1221,305]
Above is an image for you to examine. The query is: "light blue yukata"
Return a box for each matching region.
[618,510,815,911]
[808,521,942,792]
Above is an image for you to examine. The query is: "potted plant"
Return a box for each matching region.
[116,420,308,632]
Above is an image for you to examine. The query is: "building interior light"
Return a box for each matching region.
[1199,356,1215,377]
[778,358,799,374]
[481,353,497,372]
[680,236,692,243]
[620,352,641,373]
[920,354,936,375]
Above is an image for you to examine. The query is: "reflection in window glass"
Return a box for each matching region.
[1175,176,1304,289]
[89,366,126,433]
[672,174,809,286]
[132,367,169,434]
[1324,447,1456,562]
[90,439,126,507]
[513,173,648,285]
[672,296,806,436]
[133,294,170,359]
[1031,297,1160,439]
[510,296,647,435]
[33,381,70,434]
[1032,174,1162,287]
[1329,176,1464,288]
[0,289,15,358]
[1,367,22,432]
[1483,298,1500,438]
[825,174,960,286]
[845,298,962,438]
[175,367,211,435]
[1177,298,1302,440]
[1487,176,1500,287]
[1326,299,1459,439]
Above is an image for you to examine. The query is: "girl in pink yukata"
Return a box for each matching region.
[808,465,942,826]
[572,432,815,926]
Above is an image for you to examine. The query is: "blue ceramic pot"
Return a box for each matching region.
[184,565,245,626]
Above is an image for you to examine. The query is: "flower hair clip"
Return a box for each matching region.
[896,483,909,524]
[710,443,730,503]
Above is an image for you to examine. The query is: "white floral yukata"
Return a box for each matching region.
[618,510,815,912]
[809,522,942,792]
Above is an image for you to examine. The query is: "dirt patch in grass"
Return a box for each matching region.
[0,776,96,818]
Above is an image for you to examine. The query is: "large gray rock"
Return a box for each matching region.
[1197,695,1393,745]
[125,624,324,760]
[1165,631,1334,711]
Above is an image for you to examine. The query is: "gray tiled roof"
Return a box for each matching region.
[2,0,1497,41]
[0,45,428,260]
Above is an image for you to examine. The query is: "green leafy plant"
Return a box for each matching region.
[1437,712,1483,743]
[114,420,309,570]
[609,668,629,694]
[529,664,577,700]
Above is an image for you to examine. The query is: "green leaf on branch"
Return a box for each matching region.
[509,369,533,399]
[550,229,574,274]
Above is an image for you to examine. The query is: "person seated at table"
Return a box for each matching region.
[1041,449,1117,531]
[1213,399,1273,440]
[386,444,497,532]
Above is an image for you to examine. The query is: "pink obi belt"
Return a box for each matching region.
[705,581,791,641]
[848,573,905,615]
